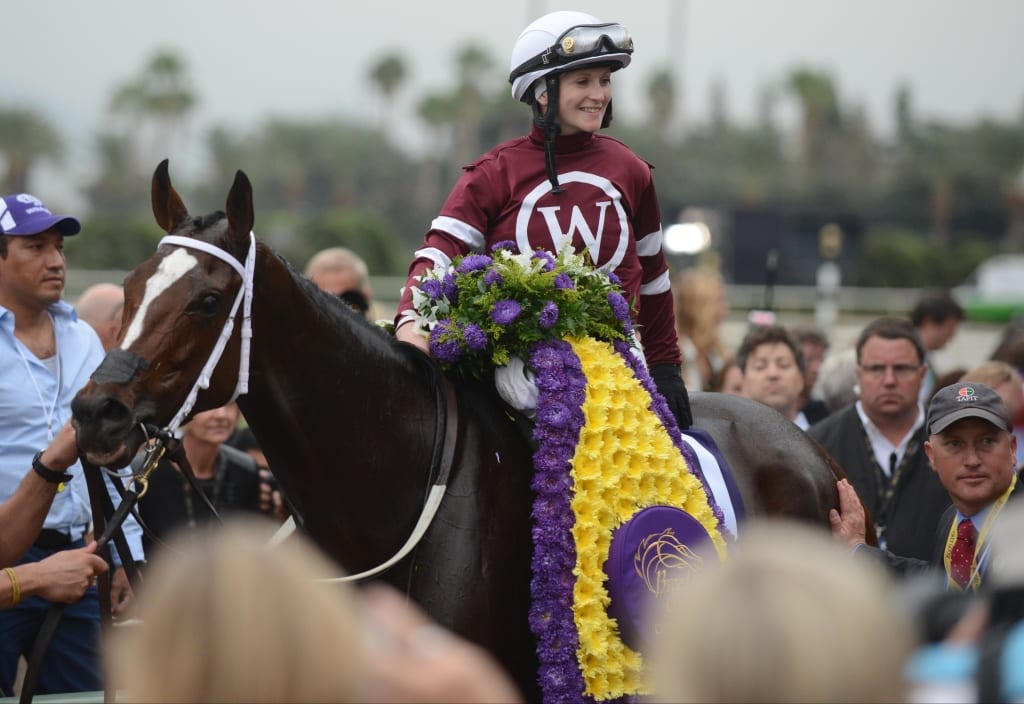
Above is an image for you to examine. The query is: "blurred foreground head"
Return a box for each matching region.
[107,518,367,703]
[648,521,914,703]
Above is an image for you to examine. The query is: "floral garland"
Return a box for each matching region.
[529,337,727,703]
[405,242,728,702]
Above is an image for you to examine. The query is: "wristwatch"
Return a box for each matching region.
[32,451,74,485]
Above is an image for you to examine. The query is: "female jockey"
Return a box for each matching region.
[394,10,692,429]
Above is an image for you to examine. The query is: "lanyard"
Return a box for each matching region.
[15,314,62,442]
[943,472,1017,592]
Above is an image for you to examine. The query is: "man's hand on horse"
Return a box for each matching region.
[829,479,867,551]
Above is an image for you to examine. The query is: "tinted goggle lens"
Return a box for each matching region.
[556,24,633,56]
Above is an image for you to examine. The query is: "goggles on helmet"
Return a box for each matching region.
[509,23,634,82]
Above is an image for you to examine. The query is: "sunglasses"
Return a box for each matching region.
[510,23,633,81]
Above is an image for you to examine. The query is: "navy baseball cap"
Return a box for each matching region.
[926,382,1012,435]
[0,193,81,237]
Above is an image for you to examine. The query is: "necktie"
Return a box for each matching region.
[950,518,977,590]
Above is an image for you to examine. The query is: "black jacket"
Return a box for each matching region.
[809,404,951,561]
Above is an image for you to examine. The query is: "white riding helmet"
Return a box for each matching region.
[509,10,633,103]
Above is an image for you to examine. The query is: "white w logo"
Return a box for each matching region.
[537,201,611,263]
[515,171,630,272]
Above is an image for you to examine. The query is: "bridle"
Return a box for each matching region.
[158,232,257,436]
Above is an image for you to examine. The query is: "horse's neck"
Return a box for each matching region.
[239,255,436,568]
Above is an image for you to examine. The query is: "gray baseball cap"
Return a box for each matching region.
[926,382,1012,435]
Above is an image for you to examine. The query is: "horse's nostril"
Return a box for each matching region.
[97,397,133,424]
[72,393,133,427]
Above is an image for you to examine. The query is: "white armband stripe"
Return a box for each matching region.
[432,216,485,250]
[414,247,452,270]
[636,228,664,257]
[640,270,672,296]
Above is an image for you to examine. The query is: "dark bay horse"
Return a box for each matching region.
[72,161,843,698]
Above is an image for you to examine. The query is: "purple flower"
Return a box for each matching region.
[490,299,522,325]
[419,278,443,300]
[457,254,493,274]
[607,271,622,287]
[490,240,518,253]
[554,272,575,290]
[531,345,565,373]
[539,301,559,330]
[483,268,504,287]
[463,323,488,351]
[532,250,556,272]
[608,291,630,324]
[428,320,463,364]
[527,339,588,704]
[441,273,459,303]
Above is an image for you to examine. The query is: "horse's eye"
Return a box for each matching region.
[195,293,222,316]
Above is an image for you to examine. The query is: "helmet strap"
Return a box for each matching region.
[533,74,564,194]
[602,98,614,129]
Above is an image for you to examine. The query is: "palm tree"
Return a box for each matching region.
[109,49,196,169]
[416,92,459,208]
[452,43,495,168]
[368,52,408,138]
[646,68,676,142]
[0,108,65,193]
[784,67,841,162]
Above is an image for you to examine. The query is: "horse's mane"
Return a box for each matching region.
[275,249,383,331]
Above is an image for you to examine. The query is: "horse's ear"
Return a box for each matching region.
[151,159,190,234]
[225,169,254,246]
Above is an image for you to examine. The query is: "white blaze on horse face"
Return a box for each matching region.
[120,248,198,350]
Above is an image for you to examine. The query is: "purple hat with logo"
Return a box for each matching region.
[0,193,81,237]
[927,381,1012,435]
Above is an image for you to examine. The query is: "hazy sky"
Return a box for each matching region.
[6,0,1024,207]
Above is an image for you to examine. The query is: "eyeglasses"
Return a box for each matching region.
[509,23,634,80]
[858,364,923,380]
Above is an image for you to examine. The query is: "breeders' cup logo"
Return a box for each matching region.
[16,194,45,207]
[515,171,629,271]
[957,386,976,402]
[605,506,717,650]
[634,528,704,597]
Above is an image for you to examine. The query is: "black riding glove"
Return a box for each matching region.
[650,364,694,430]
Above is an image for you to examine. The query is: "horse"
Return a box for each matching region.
[72,161,846,699]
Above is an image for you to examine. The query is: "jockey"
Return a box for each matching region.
[394,10,693,429]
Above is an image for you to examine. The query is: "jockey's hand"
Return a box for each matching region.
[650,364,693,430]
[396,322,430,356]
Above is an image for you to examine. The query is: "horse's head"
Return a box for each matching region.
[72,159,255,468]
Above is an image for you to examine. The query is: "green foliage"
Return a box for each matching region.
[296,210,406,276]
[0,108,65,192]
[853,227,995,287]
[65,215,165,270]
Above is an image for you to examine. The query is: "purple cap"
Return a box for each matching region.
[0,193,81,237]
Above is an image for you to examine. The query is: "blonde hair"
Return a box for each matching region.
[649,521,912,703]
[961,359,1022,390]
[107,518,368,703]
[673,269,727,390]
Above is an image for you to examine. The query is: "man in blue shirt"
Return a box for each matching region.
[0,193,145,694]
